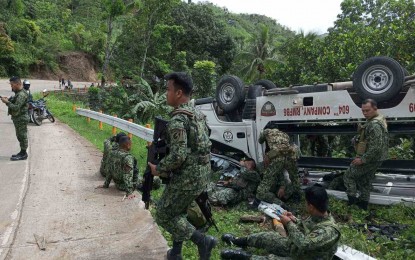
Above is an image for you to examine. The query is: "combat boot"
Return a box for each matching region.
[167,241,183,260]
[221,249,252,259]
[11,152,28,161]
[221,234,248,247]
[190,230,217,260]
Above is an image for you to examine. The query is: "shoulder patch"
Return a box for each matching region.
[171,129,186,142]
[171,109,194,118]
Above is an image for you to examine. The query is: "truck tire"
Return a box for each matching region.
[216,75,245,113]
[253,79,277,90]
[353,56,405,102]
[247,85,263,99]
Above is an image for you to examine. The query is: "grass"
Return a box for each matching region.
[43,93,415,260]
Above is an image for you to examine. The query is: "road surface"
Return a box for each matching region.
[0,79,168,260]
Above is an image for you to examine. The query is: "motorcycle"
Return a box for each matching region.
[28,89,55,126]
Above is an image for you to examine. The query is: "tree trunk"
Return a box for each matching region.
[102,16,113,87]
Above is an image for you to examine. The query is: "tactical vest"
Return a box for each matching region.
[292,216,341,260]
[109,150,129,183]
[8,89,29,120]
[264,129,296,158]
[355,114,388,156]
[172,107,211,164]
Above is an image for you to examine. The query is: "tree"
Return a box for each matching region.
[236,24,279,82]
[192,60,216,98]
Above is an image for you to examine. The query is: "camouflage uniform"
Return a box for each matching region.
[248,214,340,260]
[344,114,388,203]
[104,149,134,195]
[155,102,211,242]
[257,129,300,204]
[7,89,29,150]
[100,137,119,177]
[208,166,261,206]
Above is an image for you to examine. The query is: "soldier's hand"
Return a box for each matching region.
[1,97,8,104]
[148,162,160,176]
[280,214,292,226]
[351,157,363,166]
[283,211,296,222]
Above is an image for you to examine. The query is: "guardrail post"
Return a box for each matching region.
[145,124,151,146]
[112,115,117,135]
[72,104,76,112]
[86,108,91,123]
[99,110,103,130]
[128,119,133,140]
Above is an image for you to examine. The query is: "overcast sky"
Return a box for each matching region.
[192,0,344,34]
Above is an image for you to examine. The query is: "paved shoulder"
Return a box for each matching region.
[5,120,167,260]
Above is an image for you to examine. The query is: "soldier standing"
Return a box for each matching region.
[256,128,300,205]
[1,76,29,160]
[148,72,217,260]
[221,185,341,260]
[344,99,388,210]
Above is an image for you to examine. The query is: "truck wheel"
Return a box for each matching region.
[247,85,263,99]
[253,79,277,90]
[353,56,404,102]
[216,75,245,113]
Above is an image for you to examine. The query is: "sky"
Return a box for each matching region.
[192,0,344,34]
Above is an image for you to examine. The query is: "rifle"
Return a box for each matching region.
[195,191,219,232]
[142,117,168,209]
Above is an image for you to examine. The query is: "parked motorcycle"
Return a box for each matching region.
[29,89,55,126]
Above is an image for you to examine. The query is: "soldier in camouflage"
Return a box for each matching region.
[1,76,29,161]
[221,185,341,260]
[148,72,217,260]
[98,136,136,199]
[100,132,126,177]
[208,158,261,206]
[343,99,388,210]
[256,129,300,205]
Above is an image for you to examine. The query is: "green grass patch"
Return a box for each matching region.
[44,94,415,260]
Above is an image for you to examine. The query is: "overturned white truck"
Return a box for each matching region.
[197,56,415,205]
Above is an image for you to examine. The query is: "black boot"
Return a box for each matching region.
[11,151,28,161]
[221,249,252,260]
[347,195,357,206]
[356,200,369,210]
[221,234,248,247]
[190,230,217,260]
[167,241,183,260]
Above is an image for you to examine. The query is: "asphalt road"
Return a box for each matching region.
[0,79,167,260]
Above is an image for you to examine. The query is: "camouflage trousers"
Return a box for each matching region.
[155,184,204,241]
[208,185,248,206]
[248,231,290,257]
[343,162,381,202]
[256,158,299,204]
[13,118,28,150]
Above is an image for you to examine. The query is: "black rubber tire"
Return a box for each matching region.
[253,79,277,90]
[247,85,263,99]
[353,56,405,102]
[28,109,34,123]
[402,67,410,76]
[216,75,245,113]
[242,99,257,120]
[47,110,55,123]
[32,109,43,126]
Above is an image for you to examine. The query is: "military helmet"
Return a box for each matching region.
[23,80,30,90]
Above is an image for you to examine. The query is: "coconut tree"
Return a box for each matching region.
[236,24,279,82]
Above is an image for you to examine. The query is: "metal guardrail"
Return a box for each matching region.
[76,108,154,142]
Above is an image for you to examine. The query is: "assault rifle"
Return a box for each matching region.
[142,117,168,209]
[196,191,219,232]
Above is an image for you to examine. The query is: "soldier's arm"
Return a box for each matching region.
[156,116,188,174]
[122,155,134,195]
[6,93,26,113]
[240,170,261,183]
[361,123,385,163]
[103,138,113,151]
[286,222,339,251]
[258,131,266,144]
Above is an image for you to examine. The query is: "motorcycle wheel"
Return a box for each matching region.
[46,110,55,123]
[28,109,34,123]
[32,109,43,126]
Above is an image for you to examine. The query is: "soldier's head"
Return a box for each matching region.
[119,136,132,151]
[9,76,22,92]
[115,132,127,143]
[244,158,256,170]
[305,184,329,215]
[164,72,193,107]
[361,99,378,119]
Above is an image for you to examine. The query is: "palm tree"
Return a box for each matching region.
[236,24,279,82]
[127,78,169,124]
